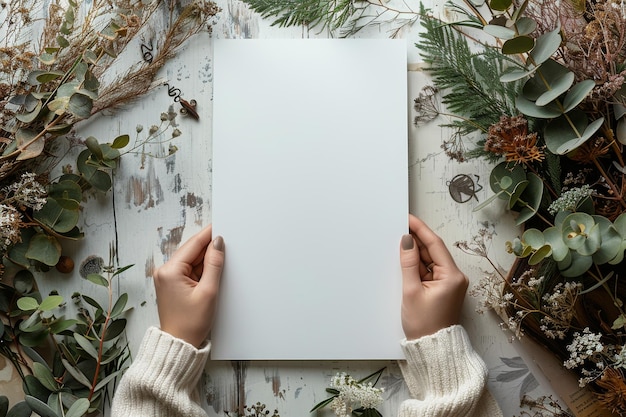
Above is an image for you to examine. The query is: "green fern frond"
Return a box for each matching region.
[241,0,356,32]
[417,8,524,158]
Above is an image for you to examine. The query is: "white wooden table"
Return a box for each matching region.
[8,0,582,415]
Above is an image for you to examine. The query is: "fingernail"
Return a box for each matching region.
[401,234,414,250]
[213,236,224,251]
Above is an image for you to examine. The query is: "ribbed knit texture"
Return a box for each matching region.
[110,327,210,417]
[111,326,503,417]
[398,325,503,417]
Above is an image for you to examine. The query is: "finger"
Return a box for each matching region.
[170,225,213,264]
[197,235,225,296]
[400,234,423,296]
[409,215,457,268]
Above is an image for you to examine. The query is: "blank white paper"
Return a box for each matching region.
[211,39,407,360]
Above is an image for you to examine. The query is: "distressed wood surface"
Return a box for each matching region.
[2,1,578,416]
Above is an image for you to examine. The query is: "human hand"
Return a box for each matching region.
[153,225,225,348]
[399,215,468,340]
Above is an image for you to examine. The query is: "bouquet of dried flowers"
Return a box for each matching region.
[0,0,219,415]
[241,0,626,413]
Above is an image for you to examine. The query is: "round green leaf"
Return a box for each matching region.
[577,223,601,256]
[500,67,537,83]
[112,134,130,149]
[562,80,596,113]
[529,27,561,65]
[515,173,544,225]
[544,111,587,154]
[489,162,526,198]
[36,71,64,84]
[592,215,622,264]
[508,180,529,209]
[559,252,593,277]
[555,117,604,154]
[490,0,513,11]
[48,180,82,210]
[522,59,570,100]
[68,93,93,119]
[529,244,552,265]
[39,295,63,312]
[522,228,545,249]
[515,95,562,118]
[535,71,574,106]
[483,24,516,40]
[13,270,35,293]
[17,296,39,311]
[544,226,569,261]
[502,36,534,54]
[25,233,62,266]
[34,198,80,233]
[515,17,536,35]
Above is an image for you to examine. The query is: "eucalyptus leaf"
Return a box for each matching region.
[18,330,49,347]
[110,293,128,318]
[56,35,69,48]
[16,128,44,161]
[544,111,588,154]
[508,180,529,209]
[73,332,99,359]
[85,137,103,160]
[33,362,58,392]
[61,359,92,389]
[17,296,39,311]
[6,401,30,417]
[555,117,604,154]
[47,96,70,115]
[502,36,534,54]
[39,52,56,65]
[535,71,574,106]
[25,396,59,417]
[15,100,43,123]
[544,226,569,262]
[562,80,596,113]
[112,134,130,149]
[93,368,125,392]
[104,318,127,341]
[515,173,543,225]
[65,398,90,417]
[528,27,561,65]
[48,180,82,211]
[23,375,50,401]
[39,295,64,311]
[490,0,512,10]
[500,66,537,83]
[578,223,601,256]
[25,233,62,266]
[49,318,79,334]
[559,252,593,277]
[68,93,93,119]
[483,24,516,40]
[515,17,536,35]
[13,270,35,293]
[86,274,108,287]
[522,228,545,249]
[34,198,80,234]
[515,95,562,118]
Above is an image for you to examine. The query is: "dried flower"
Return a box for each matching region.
[484,115,544,164]
[596,367,626,415]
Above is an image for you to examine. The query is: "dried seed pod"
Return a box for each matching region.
[56,255,75,273]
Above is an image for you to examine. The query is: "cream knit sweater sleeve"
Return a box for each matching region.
[110,327,210,417]
[397,325,504,417]
[111,325,503,417]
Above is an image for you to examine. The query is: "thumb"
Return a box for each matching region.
[198,236,225,295]
[400,234,422,296]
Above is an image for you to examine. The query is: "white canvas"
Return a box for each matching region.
[211,39,408,360]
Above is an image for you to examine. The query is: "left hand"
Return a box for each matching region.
[152,225,225,348]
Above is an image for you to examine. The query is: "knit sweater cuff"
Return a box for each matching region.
[133,326,210,389]
[399,325,488,401]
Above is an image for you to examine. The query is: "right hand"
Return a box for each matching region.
[399,215,469,340]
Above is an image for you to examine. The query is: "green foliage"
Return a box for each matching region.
[241,0,356,32]
[0,264,132,417]
[417,8,523,143]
